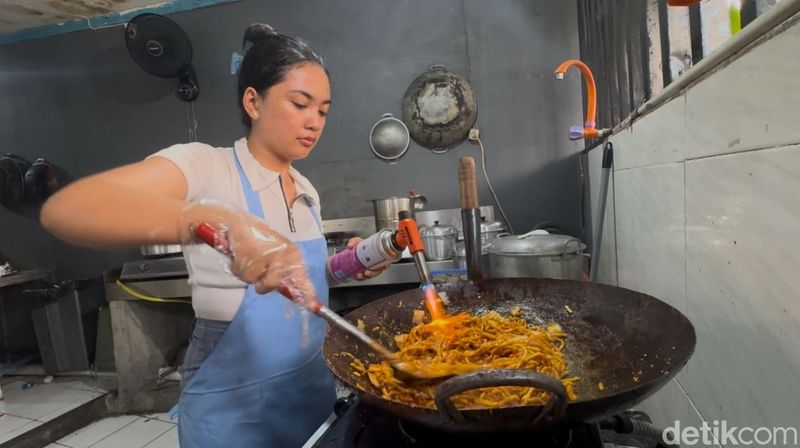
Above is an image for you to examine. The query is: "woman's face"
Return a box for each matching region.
[246,63,331,162]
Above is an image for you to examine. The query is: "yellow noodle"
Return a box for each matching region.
[361,312,579,409]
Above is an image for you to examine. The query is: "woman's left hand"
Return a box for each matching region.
[346,237,389,280]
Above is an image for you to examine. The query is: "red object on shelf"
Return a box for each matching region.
[667,0,701,6]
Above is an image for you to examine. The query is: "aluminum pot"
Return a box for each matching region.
[420,221,457,261]
[454,241,491,274]
[370,195,426,231]
[489,233,586,280]
[414,206,495,240]
[481,219,508,245]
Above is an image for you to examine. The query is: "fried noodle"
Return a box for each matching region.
[352,311,579,409]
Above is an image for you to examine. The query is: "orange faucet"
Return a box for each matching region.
[554,59,603,141]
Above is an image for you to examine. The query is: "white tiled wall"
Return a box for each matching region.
[587,14,800,447]
[614,163,687,314]
[612,95,688,171]
[684,145,800,431]
[635,378,711,446]
[686,20,800,160]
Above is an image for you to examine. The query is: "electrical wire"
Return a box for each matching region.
[187,102,199,142]
[475,137,514,234]
[115,279,191,304]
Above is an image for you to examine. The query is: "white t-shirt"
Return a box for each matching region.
[150,137,323,321]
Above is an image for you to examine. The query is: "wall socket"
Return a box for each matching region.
[468,128,480,141]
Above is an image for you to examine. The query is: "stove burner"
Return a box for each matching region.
[309,397,610,448]
[395,419,594,447]
[120,256,188,280]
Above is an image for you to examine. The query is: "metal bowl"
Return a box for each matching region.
[369,113,410,163]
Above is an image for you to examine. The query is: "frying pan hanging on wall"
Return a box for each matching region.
[125,13,199,102]
[402,65,477,152]
[0,154,31,212]
[0,155,72,211]
[24,158,72,206]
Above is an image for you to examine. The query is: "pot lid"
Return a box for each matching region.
[420,221,458,237]
[489,233,585,256]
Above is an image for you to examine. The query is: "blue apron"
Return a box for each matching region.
[177,149,335,447]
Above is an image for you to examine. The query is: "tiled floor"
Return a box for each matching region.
[48,384,351,448]
[52,413,177,448]
[2,376,344,446]
[0,377,109,445]
[0,374,176,448]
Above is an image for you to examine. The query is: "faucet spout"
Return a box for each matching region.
[554,59,599,140]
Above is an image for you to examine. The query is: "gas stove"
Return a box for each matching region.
[305,396,663,448]
[120,256,188,281]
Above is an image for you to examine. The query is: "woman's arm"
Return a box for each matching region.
[41,157,201,247]
[40,156,316,302]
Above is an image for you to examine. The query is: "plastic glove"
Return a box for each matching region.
[177,201,318,309]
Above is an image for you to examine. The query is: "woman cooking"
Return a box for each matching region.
[40,24,383,447]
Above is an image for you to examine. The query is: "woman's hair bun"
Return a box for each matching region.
[243,23,279,50]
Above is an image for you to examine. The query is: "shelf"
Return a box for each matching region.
[0,269,51,290]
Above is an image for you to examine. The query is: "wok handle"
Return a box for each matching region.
[434,369,568,426]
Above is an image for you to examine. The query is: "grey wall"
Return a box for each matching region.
[0,0,583,280]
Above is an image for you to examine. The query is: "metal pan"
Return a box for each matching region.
[24,158,71,205]
[0,154,31,212]
[369,113,410,164]
[402,65,477,152]
[323,278,695,432]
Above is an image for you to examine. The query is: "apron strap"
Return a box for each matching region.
[234,148,323,233]
[306,200,323,233]
[233,150,265,219]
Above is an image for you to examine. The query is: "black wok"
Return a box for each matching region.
[323,278,695,432]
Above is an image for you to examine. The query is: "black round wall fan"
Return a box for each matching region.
[125,13,200,102]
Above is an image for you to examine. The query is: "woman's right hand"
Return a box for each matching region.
[178,202,317,307]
